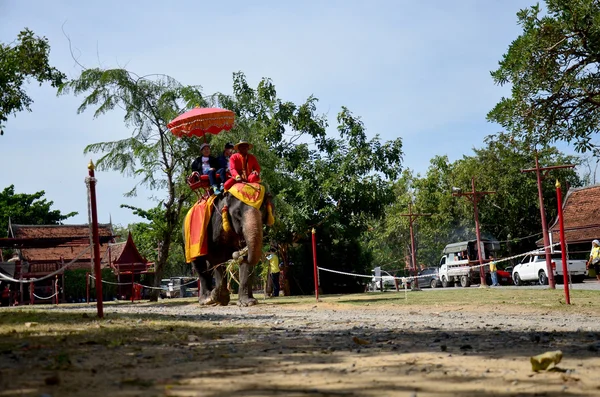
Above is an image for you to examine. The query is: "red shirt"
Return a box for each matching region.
[229,153,261,180]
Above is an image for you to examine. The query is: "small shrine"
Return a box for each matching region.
[104,232,153,300]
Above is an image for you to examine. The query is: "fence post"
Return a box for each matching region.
[86,272,90,304]
[55,275,59,305]
[312,228,319,301]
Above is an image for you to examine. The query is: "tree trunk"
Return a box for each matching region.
[280,243,291,297]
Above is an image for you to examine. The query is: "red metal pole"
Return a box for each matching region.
[88,160,104,317]
[472,178,487,286]
[555,180,570,304]
[535,156,556,289]
[131,273,134,303]
[312,228,319,301]
[86,272,90,304]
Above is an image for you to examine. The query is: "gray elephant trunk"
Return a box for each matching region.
[242,206,263,266]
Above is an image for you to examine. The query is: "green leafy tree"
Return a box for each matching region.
[118,204,189,278]
[216,74,403,294]
[451,133,582,256]
[369,134,581,272]
[62,68,403,296]
[488,0,600,153]
[60,68,204,299]
[0,185,77,237]
[0,29,66,135]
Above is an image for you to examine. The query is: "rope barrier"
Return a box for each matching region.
[0,245,92,284]
[88,275,200,290]
[318,242,563,284]
[33,292,59,300]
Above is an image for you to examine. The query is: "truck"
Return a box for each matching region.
[438,239,500,288]
[512,251,587,285]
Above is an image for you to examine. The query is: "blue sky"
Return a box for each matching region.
[1,0,549,227]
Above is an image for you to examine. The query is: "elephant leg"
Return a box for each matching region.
[237,261,257,307]
[212,265,230,306]
[193,259,216,306]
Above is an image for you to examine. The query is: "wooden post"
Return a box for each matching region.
[29,281,34,305]
[54,275,59,305]
[555,180,570,305]
[312,228,319,301]
[86,272,90,304]
[87,161,104,318]
[521,154,575,289]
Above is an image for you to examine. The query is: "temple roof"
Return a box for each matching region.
[107,232,148,266]
[9,224,114,264]
[545,184,600,245]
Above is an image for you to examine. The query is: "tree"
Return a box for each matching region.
[368,134,582,271]
[488,0,600,153]
[0,29,66,135]
[0,185,77,237]
[60,68,204,299]
[451,133,581,256]
[116,204,189,278]
[207,74,404,293]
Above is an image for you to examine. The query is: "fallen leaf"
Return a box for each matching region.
[352,336,370,345]
[531,350,563,372]
[24,322,38,328]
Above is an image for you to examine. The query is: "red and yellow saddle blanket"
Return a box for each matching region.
[227,182,266,209]
[184,195,217,263]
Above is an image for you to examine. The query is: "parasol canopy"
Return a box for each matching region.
[168,107,235,138]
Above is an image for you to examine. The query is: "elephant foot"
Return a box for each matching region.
[200,296,218,306]
[237,297,257,307]
[199,292,217,306]
[216,291,231,306]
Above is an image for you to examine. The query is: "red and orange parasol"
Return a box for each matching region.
[168,107,235,139]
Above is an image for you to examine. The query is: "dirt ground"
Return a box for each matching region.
[1,292,600,397]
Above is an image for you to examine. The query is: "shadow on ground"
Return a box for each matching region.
[0,303,598,396]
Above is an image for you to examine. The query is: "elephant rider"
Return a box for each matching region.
[229,140,261,183]
[217,142,234,175]
[191,143,224,194]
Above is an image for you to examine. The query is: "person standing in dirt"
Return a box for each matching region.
[267,252,281,297]
[489,255,499,286]
[588,239,600,282]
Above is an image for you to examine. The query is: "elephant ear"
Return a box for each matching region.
[223,194,247,236]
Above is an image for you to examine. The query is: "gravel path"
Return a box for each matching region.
[3,299,600,396]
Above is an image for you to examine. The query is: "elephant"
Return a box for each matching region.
[187,190,271,307]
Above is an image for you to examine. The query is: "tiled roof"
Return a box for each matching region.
[11,224,114,264]
[547,185,600,244]
[101,232,150,274]
[114,232,148,265]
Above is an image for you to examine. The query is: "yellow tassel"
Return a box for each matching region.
[267,202,275,226]
[222,206,232,233]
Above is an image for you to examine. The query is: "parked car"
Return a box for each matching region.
[369,269,398,291]
[512,251,587,285]
[497,266,514,285]
[416,267,442,288]
[486,265,514,286]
